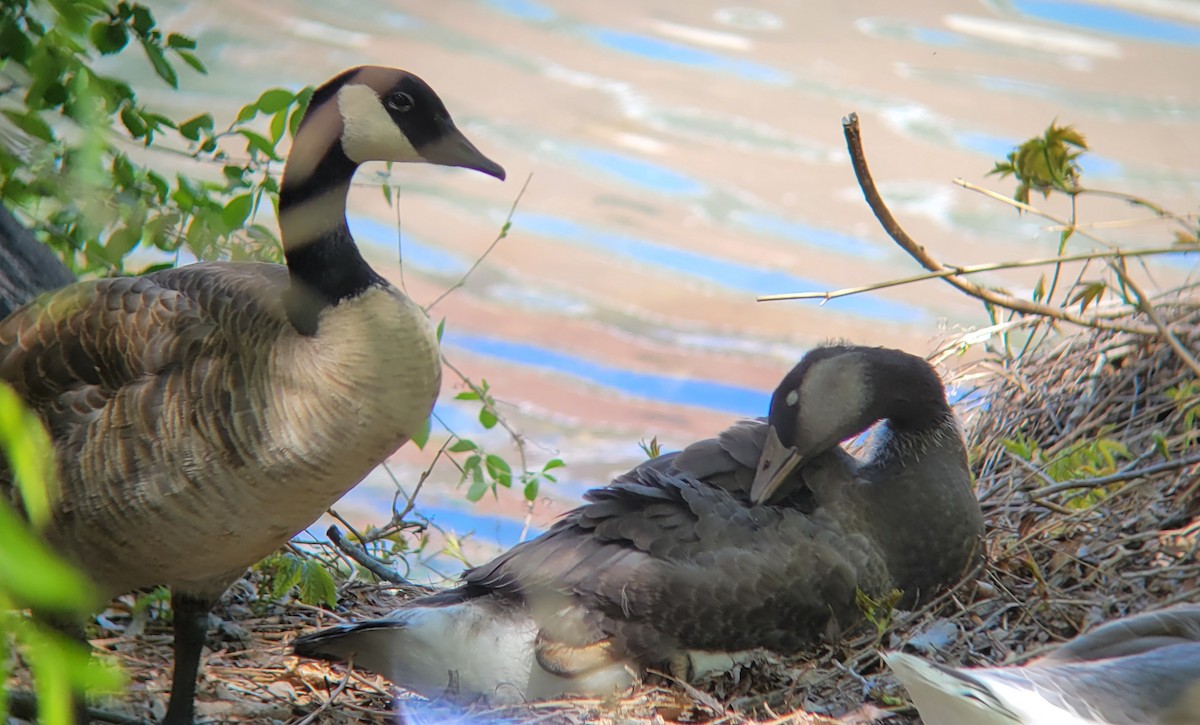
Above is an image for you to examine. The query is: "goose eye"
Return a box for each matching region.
[386,91,414,112]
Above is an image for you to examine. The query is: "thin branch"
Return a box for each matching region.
[441,355,531,488]
[757,245,1196,302]
[426,173,532,311]
[293,663,353,725]
[1029,453,1200,498]
[1104,257,1200,378]
[325,525,426,590]
[840,114,1159,335]
[1074,186,1196,234]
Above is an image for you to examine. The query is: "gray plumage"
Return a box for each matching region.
[885,604,1200,724]
[294,345,985,703]
[0,66,504,724]
[0,203,74,318]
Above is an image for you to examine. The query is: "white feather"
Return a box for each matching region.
[300,600,634,704]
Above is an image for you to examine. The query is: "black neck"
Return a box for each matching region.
[278,145,384,334]
[861,349,953,435]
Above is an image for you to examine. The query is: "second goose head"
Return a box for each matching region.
[751,345,954,503]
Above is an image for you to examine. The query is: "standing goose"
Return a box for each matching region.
[884,604,1200,724]
[0,66,504,724]
[293,345,984,703]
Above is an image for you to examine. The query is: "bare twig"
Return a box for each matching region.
[326,525,425,589]
[1028,452,1200,498]
[840,113,1159,336]
[1105,257,1200,378]
[292,663,353,725]
[757,246,1196,303]
[426,172,533,311]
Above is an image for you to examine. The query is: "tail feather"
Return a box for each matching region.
[292,598,634,703]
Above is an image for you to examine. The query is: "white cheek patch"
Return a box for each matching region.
[797,354,868,445]
[337,84,421,164]
[785,390,799,406]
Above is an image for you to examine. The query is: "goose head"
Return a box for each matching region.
[751,345,951,504]
[276,66,505,327]
[283,65,505,189]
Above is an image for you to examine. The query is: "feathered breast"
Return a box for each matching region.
[0,261,441,595]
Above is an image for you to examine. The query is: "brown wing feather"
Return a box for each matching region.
[0,262,288,512]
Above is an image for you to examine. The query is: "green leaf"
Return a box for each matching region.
[0,18,35,62]
[466,477,488,502]
[436,318,446,342]
[0,383,58,529]
[256,88,294,114]
[0,504,97,610]
[542,458,565,472]
[455,390,480,401]
[269,109,287,144]
[523,480,538,501]
[89,21,128,54]
[298,558,337,607]
[220,194,253,232]
[1069,280,1106,312]
[235,102,258,123]
[176,50,206,74]
[166,32,196,50]
[140,38,177,88]
[238,129,279,160]
[485,454,512,488]
[3,109,54,143]
[268,555,302,600]
[178,112,213,141]
[410,416,431,449]
[130,4,154,35]
[479,407,498,429]
[448,439,477,453]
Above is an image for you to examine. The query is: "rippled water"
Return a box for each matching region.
[118,0,1200,576]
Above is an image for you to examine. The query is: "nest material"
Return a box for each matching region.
[8,309,1199,724]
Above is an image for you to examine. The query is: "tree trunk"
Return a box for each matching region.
[0,205,75,319]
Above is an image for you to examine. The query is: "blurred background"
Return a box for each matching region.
[96,0,1200,576]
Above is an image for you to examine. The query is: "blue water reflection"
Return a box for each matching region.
[517,213,928,323]
[349,215,473,276]
[581,27,793,85]
[731,211,889,260]
[444,330,770,416]
[564,146,708,196]
[482,0,556,23]
[1013,1,1200,46]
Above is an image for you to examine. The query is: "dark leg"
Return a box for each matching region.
[162,591,215,725]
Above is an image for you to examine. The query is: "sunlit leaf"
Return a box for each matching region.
[448,439,476,453]
[139,38,177,88]
[410,416,431,450]
[486,455,512,488]
[256,88,294,114]
[298,558,337,607]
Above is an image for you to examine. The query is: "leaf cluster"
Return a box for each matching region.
[989,121,1088,204]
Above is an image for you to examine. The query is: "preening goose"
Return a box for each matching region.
[0,66,504,724]
[885,604,1200,725]
[293,345,984,703]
